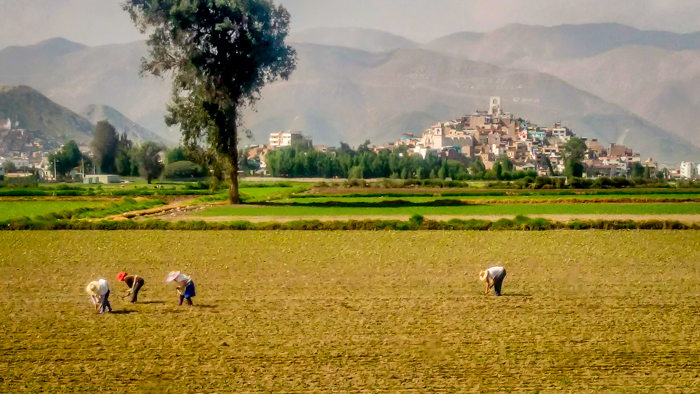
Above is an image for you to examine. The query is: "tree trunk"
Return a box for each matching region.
[228,109,241,204]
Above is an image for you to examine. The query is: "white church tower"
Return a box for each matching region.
[488,97,503,116]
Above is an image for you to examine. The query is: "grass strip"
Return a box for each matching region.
[27,198,167,220]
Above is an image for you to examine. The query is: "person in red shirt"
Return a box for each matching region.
[117,272,145,303]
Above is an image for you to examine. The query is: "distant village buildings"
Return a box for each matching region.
[244,97,686,180]
[269,131,312,148]
[680,162,698,179]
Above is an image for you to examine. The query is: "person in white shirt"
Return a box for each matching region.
[166,271,196,306]
[479,266,507,296]
[86,279,112,313]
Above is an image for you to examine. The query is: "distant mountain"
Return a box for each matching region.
[2,35,699,162]
[0,38,88,81]
[0,85,93,142]
[289,27,417,52]
[516,46,700,148]
[425,23,700,64]
[0,38,175,141]
[79,104,173,145]
[242,44,699,162]
[423,23,700,151]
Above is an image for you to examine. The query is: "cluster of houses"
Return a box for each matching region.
[241,97,700,180]
[0,118,65,180]
[377,97,659,178]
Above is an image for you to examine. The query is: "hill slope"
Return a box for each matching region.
[511,46,700,147]
[1,37,698,162]
[289,27,417,53]
[0,39,174,141]
[242,44,699,163]
[0,85,93,142]
[425,23,700,64]
[79,104,172,145]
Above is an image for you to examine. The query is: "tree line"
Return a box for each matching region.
[265,141,538,181]
[48,121,165,183]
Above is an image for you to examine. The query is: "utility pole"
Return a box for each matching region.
[53,157,57,182]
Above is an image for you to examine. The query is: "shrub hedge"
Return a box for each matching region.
[1,215,698,231]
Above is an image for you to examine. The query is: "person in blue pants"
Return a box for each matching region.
[167,271,196,306]
[479,266,507,296]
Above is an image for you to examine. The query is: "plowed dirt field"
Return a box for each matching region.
[1,231,699,392]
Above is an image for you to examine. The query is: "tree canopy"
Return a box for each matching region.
[49,140,84,179]
[90,121,119,174]
[136,142,165,184]
[562,137,588,163]
[123,0,297,203]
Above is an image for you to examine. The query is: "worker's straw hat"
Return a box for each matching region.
[166,271,181,283]
[85,281,100,296]
[116,272,127,282]
[479,270,488,282]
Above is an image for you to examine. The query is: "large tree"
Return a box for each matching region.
[123,0,297,203]
[561,137,588,163]
[136,142,165,184]
[49,140,83,179]
[90,121,119,174]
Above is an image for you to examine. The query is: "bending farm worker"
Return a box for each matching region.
[86,279,112,313]
[166,271,196,306]
[117,272,145,303]
[479,266,507,296]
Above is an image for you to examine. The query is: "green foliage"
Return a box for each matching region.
[135,142,165,184]
[166,147,188,165]
[124,0,298,203]
[348,166,364,180]
[499,155,514,172]
[267,145,497,181]
[562,137,588,163]
[91,121,119,174]
[493,162,503,180]
[566,159,584,178]
[163,161,206,180]
[469,158,486,177]
[631,162,645,179]
[114,133,137,176]
[48,140,84,179]
[3,216,699,231]
[31,198,166,220]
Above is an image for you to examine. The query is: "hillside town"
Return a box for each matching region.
[2,97,700,181]
[0,117,71,179]
[248,97,699,180]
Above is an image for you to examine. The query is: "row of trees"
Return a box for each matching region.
[265,141,538,181]
[49,121,166,183]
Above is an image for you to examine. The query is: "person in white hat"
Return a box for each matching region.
[479,266,507,296]
[166,271,196,306]
[86,279,112,313]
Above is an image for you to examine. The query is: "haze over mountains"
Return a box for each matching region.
[1,23,699,163]
[0,85,93,142]
[79,104,170,144]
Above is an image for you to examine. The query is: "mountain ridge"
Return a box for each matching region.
[2,31,700,162]
[78,104,173,146]
[0,85,94,143]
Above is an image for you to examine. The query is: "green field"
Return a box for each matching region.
[0,200,106,221]
[1,231,699,392]
[285,192,700,202]
[194,202,700,217]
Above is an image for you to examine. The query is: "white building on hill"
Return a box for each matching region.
[269,131,312,148]
[680,162,697,179]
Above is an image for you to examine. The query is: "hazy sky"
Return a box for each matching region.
[1,0,700,48]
